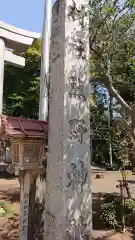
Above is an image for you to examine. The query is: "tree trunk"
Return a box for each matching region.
[120,180,126,232]
[121,169,131,199]
[108,91,113,167]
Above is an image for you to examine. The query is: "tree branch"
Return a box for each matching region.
[91,76,131,113]
[108,84,132,113]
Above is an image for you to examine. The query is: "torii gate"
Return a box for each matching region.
[0,21,40,114]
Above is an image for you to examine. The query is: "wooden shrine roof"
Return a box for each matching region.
[0,115,48,139]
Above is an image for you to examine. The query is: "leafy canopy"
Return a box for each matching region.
[3,40,41,119]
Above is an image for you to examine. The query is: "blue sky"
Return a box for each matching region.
[0,0,55,33]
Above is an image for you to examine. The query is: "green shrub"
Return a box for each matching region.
[124,199,135,211]
[0,201,12,217]
[100,195,121,228]
[100,195,135,229]
[101,201,118,228]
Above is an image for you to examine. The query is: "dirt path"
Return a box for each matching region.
[0,177,20,239]
[0,178,19,190]
[91,230,133,239]
[92,170,135,196]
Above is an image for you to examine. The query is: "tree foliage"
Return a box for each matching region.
[89,0,135,167]
[3,40,41,119]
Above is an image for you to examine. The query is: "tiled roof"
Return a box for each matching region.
[0,115,48,139]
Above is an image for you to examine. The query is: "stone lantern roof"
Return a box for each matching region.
[0,115,48,139]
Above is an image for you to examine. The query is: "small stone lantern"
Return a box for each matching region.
[0,115,48,175]
[0,115,48,240]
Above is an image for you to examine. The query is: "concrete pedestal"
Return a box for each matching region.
[44,0,91,239]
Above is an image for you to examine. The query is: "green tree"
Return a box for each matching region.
[91,81,111,166]
[89,0,135,167]
[3,39,41,119]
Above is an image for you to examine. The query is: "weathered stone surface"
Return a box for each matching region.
[44,0,91,239]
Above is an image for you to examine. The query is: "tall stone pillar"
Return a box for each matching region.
[0,38,5,114]
[44,0,91,239]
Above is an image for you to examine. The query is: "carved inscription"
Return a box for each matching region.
[69,119,87,143]
[51,26,60,38]
[67,158,88,194]
[75,39,85,59]
[67,0,87,28]
[66,217,86,240]
[68,37,86,59]
[68,74,86,101]
[51,40,60,62]
[21,193,29,237]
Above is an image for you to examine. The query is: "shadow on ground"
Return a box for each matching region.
[0,172,15,179]
[0,189,20,203]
